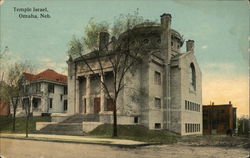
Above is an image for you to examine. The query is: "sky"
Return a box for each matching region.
[0,0,249,117]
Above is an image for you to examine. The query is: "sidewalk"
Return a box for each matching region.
[0,133,149,147]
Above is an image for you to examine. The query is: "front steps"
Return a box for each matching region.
[35,114,100,136]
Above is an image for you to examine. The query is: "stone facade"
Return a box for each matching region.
[67,13,202,135]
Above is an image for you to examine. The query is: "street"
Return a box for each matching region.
[0,138,249,158]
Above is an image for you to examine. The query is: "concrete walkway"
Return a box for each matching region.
[0,133,148,147]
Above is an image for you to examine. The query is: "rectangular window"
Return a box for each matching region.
[35,83,41,93]
[49,98,53,108]
[48,84,54,93]
[185,124,188,133]
[60,94,63,101]
[155,123,161,129]
[134,117,139,123]
[155,98,161,109]
[185,100,187,110]
[64,86,68,95]
[64,100,68,111]
[154,71,161,85]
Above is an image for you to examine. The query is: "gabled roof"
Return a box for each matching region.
[23,69,67,84]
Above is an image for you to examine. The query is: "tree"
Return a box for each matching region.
[237,116,249,137]
[68,10,154,137]
[6,62,34,131]
[0,46,8,81]
[21,84,32,138]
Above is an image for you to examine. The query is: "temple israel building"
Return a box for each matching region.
[66,13,202,135]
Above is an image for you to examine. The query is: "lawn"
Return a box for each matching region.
[0,116,51,133]
[87,124,180,144]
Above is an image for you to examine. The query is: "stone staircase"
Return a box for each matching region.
[35,114,100,136]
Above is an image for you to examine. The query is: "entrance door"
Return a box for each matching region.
[94,97,100,114]
[84,98,86,114]
[79,99,83,113]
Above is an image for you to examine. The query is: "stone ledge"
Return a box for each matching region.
[82,122,104,133]
[36,122,58,130]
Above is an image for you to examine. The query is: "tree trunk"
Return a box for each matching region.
[12,112,16,132]
[26,114,29,138]
[112,101,118,137]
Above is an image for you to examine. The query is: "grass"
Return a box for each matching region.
[0,116,51,133]
[86,124,180,144]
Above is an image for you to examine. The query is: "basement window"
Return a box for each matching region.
[49,98,53,109]
[134,116,139,123]
[155,123,161,129]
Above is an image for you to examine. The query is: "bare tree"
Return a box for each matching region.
[6,62,34,131]
[21,85,32,138]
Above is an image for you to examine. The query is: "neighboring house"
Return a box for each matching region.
[0,81,10,116]
[67,13,202,135]
[203,102,237,135]
[14,69,67,116]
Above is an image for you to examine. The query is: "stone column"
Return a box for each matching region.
[85,75,91,114]
[30,96,33,113]
[75,78,80,113]
[100,73,105,113]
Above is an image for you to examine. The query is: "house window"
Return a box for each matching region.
[154,71,161,85]
[143,39,149,44]
[189,63,196,91]
[64,86,67,95]
[155,98,161,109]
[48,84,54,93]
[155,123,161,129]
[185,100,187,110]
[49,98,53,108]
[35,83,41,93]
[134,116,139,123]
[64,100,68,111]
[60,94,63,101]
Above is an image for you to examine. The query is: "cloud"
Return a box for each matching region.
[201,45,208,49]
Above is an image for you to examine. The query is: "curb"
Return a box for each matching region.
[0,135,154,148]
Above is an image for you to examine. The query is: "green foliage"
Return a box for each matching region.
[87,124,179,143]
[67,36,84,57]
[0,116,51,133]
[83,18,109,51]
[0,82,10,103]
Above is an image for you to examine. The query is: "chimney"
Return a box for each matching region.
[186,40,194,52]
[99,32,110,51]
[229,101,232,105]
[160,13,172,62]
[161,13,172,29]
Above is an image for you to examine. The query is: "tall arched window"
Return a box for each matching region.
[189,63,196,91]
